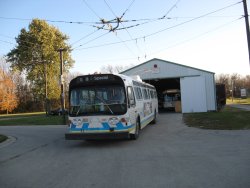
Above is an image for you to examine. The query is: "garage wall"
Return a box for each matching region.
[121,58,217,112]
[180,76,207,113]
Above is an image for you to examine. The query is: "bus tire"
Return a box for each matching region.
[151,110,157,124]
[130,119,140,140]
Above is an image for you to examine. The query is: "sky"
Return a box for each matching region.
[0,0,250,76]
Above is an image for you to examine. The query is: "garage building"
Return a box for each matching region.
[121,58,216,113]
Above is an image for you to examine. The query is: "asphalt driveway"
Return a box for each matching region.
[0,113,250,188]
[228,104,250,111]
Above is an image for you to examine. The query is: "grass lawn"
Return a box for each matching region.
[183,106,250,130]
[0,134,8,143]
[226,97,250,105]
[0,112,66,126]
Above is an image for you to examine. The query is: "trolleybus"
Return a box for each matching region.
[65,74,158,140]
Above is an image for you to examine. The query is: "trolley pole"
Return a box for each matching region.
[58,48,66,124]
[243,0,250,66]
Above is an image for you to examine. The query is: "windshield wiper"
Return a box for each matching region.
[96,96,114,114]
[70,105,81,116]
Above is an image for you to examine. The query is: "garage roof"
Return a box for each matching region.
[120,58,214,80]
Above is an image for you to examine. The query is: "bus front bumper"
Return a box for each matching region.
[65,132,130,140]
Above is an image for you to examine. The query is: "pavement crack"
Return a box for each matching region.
[0,137,63,164]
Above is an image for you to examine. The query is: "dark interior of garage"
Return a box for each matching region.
[144,78,181,112]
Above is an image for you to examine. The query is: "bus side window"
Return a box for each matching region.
[127,86,136,107]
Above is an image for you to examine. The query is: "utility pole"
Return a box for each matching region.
[231,80,234,102]
[243,0,250,66]
[58,48,66,124]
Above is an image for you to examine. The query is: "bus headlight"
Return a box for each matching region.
[77,119,82,126]
[108,117,119,125]
[72,118,82,127]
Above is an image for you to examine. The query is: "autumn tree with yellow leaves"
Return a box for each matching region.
[0,65,18,114]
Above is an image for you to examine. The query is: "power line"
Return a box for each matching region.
[103,0,139,60]
[70,29,100,46]
[0,39,15,45]
[145,1,242,38]
[150,17,243,56]
[0,28,107,52]
[118,0,144,58]
[120,0,136,19]
[160,0,181,19]
[82,0,102,20]
[103,0,121,32]
[122,0,180,59]
[74,38,132,50]
[0,14,238,27]
[0,34,16,40]
[74,57,135,63]
[1,1,242,57]
[0,33,69,56]
[104,0,117,17]
[96,0,178,33]
[0,16,98,25]
[0,34,42,50]
[114,33,139,61]
[72,31,110,50]
[94,0,239,33]
[75,1,242,51]
[75,16,242,64]
[0,15,158,25]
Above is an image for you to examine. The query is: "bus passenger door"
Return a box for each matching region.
[127,86,137,125]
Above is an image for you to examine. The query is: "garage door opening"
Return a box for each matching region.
[144,78,181,112]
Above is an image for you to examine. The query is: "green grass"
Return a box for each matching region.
[0,134,8,143]
[0,112,45,118]
[226,97,250,105]
[183,106,250,130]
[0,112,66,126]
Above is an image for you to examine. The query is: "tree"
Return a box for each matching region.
[13,73,36,112]
[7,19,74,104]
[216,73,250,98]
[0,58,18,114]
[100,64,134,74]
[243,75,250,89]
[215,74,230,97]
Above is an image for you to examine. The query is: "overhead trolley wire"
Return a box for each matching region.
[103,0,140,60]
[72,31,110,50]
[160,0,181,20]
[119,0,145,59]
[149,16,243,57]
[145,0,242,38]
[0,39,15,45]
[0,16,100,25]
[70,29,100,46]
[77,15,243,64]
[75,0,242,51]
[82,0,102,20]
[1,0,242,54]
[120,0,136,19]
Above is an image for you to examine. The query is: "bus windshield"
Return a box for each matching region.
[69,85,127,116]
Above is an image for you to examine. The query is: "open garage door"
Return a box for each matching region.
[180,76,207,113]
[144,78,180,111]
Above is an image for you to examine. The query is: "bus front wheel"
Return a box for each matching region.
[151,110,157,124]
[130,119,140,140]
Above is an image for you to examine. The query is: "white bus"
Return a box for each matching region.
[65,74,158,140]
